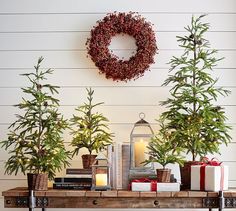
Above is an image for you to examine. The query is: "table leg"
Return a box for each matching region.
[219,191,224,211]
[29,190,36,211]
[29,207,46,210]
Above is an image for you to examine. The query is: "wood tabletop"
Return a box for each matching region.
[3,188,236,209]
[2,187,236,198]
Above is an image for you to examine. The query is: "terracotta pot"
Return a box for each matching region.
[82,154,97,169]
[180,161,202,190]
[156,168,171,183]
[27,173,48,190]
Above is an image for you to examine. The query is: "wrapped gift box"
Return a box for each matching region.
[131,182,180,192]
[191,165,228,191]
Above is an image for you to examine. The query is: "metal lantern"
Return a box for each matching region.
[91,153,111,191]
[130,113,154,173]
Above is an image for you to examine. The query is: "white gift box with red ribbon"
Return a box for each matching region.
[131,182,180,192]
[191,164,228,191]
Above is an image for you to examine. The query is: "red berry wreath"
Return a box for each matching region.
[86,12,158,82]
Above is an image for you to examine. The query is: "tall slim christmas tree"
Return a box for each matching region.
[161,15,231,161]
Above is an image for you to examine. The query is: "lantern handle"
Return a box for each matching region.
[139,112,146,120]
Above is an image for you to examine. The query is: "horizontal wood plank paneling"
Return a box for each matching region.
[0,0,235,13]
[0,124,236,143]
[0,14,236,32]
[0,50,235,69]
[0,124,130,143]
[0,105,236,125]
[1,123,236,148]
[0,32,236,50]
[0,87,235,106]
[0,68,235,87]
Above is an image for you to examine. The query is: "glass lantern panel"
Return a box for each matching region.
[131,136,151,168]
[97,159,107,166]
[95,167,108,186]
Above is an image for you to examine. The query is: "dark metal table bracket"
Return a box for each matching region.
[16,190,48,211]
[203,197,219,208]
[225,198,236,208]
[204,190,236,209]
[202,191,235,211]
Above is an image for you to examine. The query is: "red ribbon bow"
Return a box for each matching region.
[201,157,222,166]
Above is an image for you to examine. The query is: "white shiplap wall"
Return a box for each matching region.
[0,0,236,210]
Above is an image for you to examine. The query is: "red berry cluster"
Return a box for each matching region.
[86,12,158,82]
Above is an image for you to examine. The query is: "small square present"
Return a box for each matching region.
[131,180,180,192]
[130,178,157,192]
[191,163,228,192]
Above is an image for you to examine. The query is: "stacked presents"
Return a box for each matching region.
[129,158,229,192]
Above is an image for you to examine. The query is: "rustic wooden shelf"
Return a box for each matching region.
[2,187,236,210]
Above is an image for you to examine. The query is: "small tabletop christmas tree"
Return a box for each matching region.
[1,57,70,187]
[143,120,184,182]
[70,88,113,168]
[161,15,232,161]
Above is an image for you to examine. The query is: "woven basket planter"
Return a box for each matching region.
[82,154,97,169]
[156,169,171,183]
[27,173,48,190]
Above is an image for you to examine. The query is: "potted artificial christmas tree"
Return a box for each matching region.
[1,57,70,190]
[160,15,232,189]
[70,88,113,169]
[143,121,184,182]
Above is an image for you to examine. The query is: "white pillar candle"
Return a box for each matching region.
[134,139,147,167]
[95,173,107,186]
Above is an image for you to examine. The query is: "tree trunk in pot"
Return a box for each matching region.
[156,169,171,182]
[27,173,48,190]
[82,154,97,169]
[180,161,202,190]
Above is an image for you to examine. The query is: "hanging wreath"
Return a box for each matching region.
[86,12,158,82]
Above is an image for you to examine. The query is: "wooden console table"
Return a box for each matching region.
[2,188,236,211]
